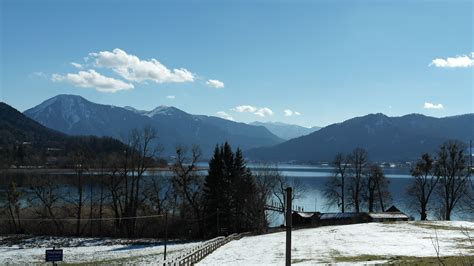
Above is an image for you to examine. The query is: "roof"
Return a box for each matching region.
[293,212,318,218]
[385,205,401,212]
[319,213,368,220]
[368,212,409,219]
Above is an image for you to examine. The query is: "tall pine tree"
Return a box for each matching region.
[203,143,262,236]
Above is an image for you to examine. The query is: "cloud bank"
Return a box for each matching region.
[52,48,224,93]
[89,48,195,83]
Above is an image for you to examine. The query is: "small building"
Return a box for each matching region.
[368,205,409,222]
[318,212,371,226]
[292,212,320,227]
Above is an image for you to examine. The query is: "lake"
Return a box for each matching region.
[244,163,472,223]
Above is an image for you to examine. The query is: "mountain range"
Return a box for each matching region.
[24,95,284,157]
[246,113,474,162]
[0,102,126,160]
[12,94,474,162]
[249,121,320,140]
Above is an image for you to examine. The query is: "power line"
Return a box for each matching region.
[1,211,219,223]
[0,214,164,222]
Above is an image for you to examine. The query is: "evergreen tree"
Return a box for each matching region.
[203,143,262,236]
[232,148,256,231]
[203,145,225,236]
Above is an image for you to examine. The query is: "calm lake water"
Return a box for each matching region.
[243,163,472,223]
[246,164,412,223]
[1,163,471,222]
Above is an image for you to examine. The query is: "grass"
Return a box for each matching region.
[333,255,474,265]
[412,221,474,232]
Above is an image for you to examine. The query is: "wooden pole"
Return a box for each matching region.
[285,187,292,266]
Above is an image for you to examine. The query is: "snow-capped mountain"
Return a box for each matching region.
[24,95,283,157]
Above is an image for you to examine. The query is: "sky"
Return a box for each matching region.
[1,0,473,127]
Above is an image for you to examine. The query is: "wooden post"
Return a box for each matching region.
[285,187,292,266]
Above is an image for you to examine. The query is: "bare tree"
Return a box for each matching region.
[325,153,350,212]
[347,148,368,213]
[6,181,22,233]
[253,164,280,232]
[271,166,306,225]
[407,153,439,220]
[366,164,391,212]
[30,176,63,234]
[70,151,89,236]
[171,145,204,236]
[104,126,158,236]
[143,171,171,215]
[435,140,470,220]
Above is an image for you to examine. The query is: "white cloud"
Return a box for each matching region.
[166,95,176,99]
[71,62,83,69]
[51,69,134,93]
[31,72,47,79]
[206,79,225,89]
[430,53,474,68]
[255,107,274,117]
[231,105,274,117]
[284,109,301,117]
[88,48,195,83]
[216,111,234,121]
[232,105,258,113]
[424,102,444,109]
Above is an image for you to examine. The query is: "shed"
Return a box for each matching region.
[318,212,371,226]
[292,212,320,227]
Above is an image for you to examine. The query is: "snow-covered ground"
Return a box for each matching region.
[1,221,472,265]
[0,235,204,264]
[199,221,474,265]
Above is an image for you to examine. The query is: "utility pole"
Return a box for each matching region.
[164,213,168,261]
[470,140,472,175]
[285,187,292,266]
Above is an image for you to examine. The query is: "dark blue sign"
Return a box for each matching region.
[45,249,63,262]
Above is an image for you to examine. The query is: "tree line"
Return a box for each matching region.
[2,126,472,239]
[325,139,472,221]
[1,127,294,239]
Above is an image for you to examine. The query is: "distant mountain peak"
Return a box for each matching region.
[31,94,89,112]
[124,106,147,115]
[146,105,188,117]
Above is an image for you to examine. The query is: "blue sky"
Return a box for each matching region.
[1,0,472,127]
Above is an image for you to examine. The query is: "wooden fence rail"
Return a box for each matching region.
[163,233,248,266]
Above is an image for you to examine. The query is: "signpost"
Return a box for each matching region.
[45,247,63,265]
